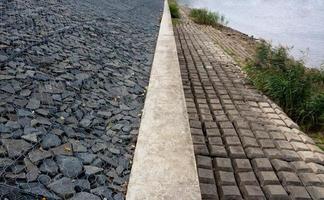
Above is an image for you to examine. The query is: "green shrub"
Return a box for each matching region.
[169,2,180,18]
[189,8,228,26]
[245,41,324,130]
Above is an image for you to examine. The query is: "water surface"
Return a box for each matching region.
[179,0,324,68]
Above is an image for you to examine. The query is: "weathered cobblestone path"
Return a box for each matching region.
[175,17,324,199]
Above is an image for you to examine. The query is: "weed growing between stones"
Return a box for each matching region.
[245,41,324,131]
[189,8,228,26]
[169,0,180,19]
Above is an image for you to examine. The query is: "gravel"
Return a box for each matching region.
[0,0,163,199]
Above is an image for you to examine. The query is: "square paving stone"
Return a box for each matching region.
[215,171,236,186]
[307,162,324,174]
[205,122,218,129]
[192,135,206,145]
[252,158,273,171]
[209,145,227,157]
[196,155,212,169]
[307,144,322,153]
[264,149,284,159]
[241,137,259,148]
[194,144,209,156]
[254,131,270,139]
[298,151,320,163]
[224,136,241,146]
[269,132,286,140]
[198,168,215,184]
[208,137,223,146]
[284,132,302,142]
[219,185,242,200]
[237,129,254,138]
[192,128,205,136]
[258,139,275,149]
[240,185,266,200]
[299,173,323,186]
[271,159,293,172]
[233,159,252,172]
[277,171,302,186]
[290,161,313,173]
[263,185,289,200]
[213,158,233,172]
[200,183,219,199]
[219,122,234,129]
[281,150,301,161]
[221,129,237,137]
[286,186,311,200]
[206,129,221,137]
[237,171,259,186]
[245,147,265,159]
[274,140,294,150]
[228,146,246,158]
[256,171,280,186]
[306,186,324,200]
[291,142,310,152]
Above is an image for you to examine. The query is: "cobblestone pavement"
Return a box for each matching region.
[0,0,163,199]
[175,18,324,199]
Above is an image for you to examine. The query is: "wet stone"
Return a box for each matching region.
[240,185,265,200]
[286,186,312,200]
[263,185,289,200]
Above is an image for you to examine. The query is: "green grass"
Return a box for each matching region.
[244,41,324,131]
[169,1,180,19]
[189,8,228,26]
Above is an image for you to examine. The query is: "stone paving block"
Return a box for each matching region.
[209,145,227,157]
[274,140,294,150]
[277,171,302,186]
[256,171,280,186]
[318,174,324,183]
[192,135,206,145]
[252,158,273,171]
[196,155,213,169]
[284,132,302,142]
[308,162,324,174]
[198,168,215,184]
[221,129,237,137]
[258,139,275,149]
[191,128,205,136]
[291,161,313,173]
[194,144,209,156]
[306,186,324,200]
[254,131,270,139]
[228,146,246,158]
[224,136,241,146]
[299,134,315,145]
[219,185,242,200]
[215,171,236,186]
[233,159,252,172]
[208,137,223,146]
[298,151,320,163]
[215,115,229,122]
[205,122,218,129]
[291,142,310,152]
[219,121,234,130]
[237,129,254,138]
[240,185,266,200]
[245,147,265,159]
[307,144,323,153]
[213,158,233,172]
[233,119,250,129]
[264,148,284,159]
[190,120,202,129]
[237,171,259,186]
[250,123,265,131]
[298,173,323,186]
[200,183,219,199]
[271,159,293,172]
[268,131,286,140]
[263,185,289,200]
[206,129,221,137]
[315,153,324,165]
[286,186,311,200]
[281,150,301,161]
[241,137,259,148]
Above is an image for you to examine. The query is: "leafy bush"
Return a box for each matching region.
[169,2,180,18]
[189,8,228,26]
[245,41,324,130]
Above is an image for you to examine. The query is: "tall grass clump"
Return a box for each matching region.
[245,41,324,131]
[169,1,180,18]
[189,8,228,26]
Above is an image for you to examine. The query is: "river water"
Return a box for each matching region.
[179,0,324,68]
